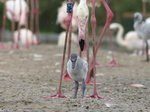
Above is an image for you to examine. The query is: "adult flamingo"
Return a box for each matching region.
[0,0,29,49]
[56,1,78,47]
[110,22,150,55]
[110,23,146,54]
[63,0,90,82]
[44,0,75,98]
[61,0,89,82]
[13,28,37,47]
[133,12,150,61]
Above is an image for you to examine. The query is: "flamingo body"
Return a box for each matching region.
[5,0,28,25]
[134,12,150,61]
[58,31,78,47]
[110,23,145,51]
[57,1,78,32]
[13,28,37,46]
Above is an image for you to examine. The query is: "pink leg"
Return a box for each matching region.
[64,24,73,81]
[24,0,30,49]
[44,0,75,98]
[142,0,146,19]
[30,0,35,45]
[86,0,102,85]
[86,0,113,99]
[15,0,23,49]
[106,28,118,67]
[25,11,29,49]
[44,17,70,98]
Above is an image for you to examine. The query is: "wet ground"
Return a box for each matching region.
[0,44,149,112]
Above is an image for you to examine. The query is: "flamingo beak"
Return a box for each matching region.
[79,39,85,51]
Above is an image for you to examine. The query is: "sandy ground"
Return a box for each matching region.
[0,44,150,112]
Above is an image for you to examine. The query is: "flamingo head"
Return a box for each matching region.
[77,16,88,51]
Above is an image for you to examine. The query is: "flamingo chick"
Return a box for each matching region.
[13,28,37,46]
[134,12,150,61]
[76,0,89,51]
[67,52,88,98]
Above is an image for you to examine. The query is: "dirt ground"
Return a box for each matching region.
[0,44,149,112]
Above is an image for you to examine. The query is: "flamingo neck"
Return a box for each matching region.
[134,21,141,31]
[115,24,127,47]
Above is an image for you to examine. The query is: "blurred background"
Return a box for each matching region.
[0,0,150,44]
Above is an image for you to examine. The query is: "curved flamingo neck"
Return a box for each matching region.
[115,24,127,47]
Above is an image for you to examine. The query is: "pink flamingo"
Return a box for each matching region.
[0,0,29,49]
[63,0,90,81]
[13,28,37,47]
[44,0,75,98]
[64,0,90,81]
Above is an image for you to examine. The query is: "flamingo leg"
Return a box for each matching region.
[81,79,86,98]
[106,27,118,66]
[25,0,29,49]
[44,0,75,98]
[64,24,73,81]
[30,0,35,45]
[15,0,23,49]
[86,0,102,85]
[73,81,79,99]
[86,0,113,99]
[44,20,70,98]
[94,0,114,57]
[63,2,75,81]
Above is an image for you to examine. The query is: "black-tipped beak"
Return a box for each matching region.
[79,39,85,51]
